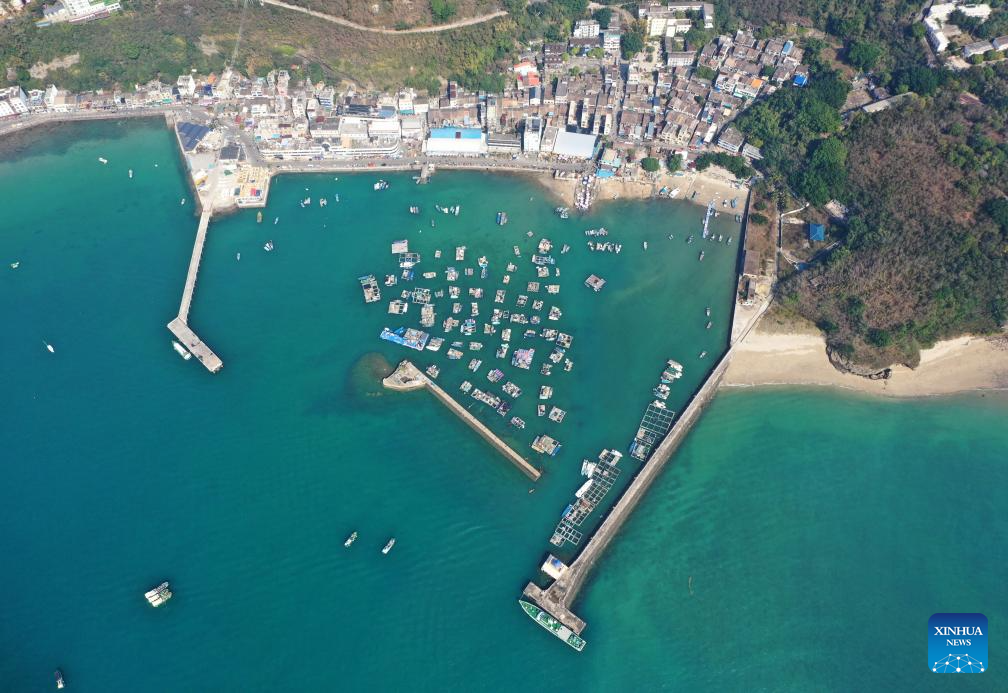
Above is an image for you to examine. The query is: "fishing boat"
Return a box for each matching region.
[128,169,133,179]
[454,205,460,216]
[519,600,586,652]
[10,261,18,269]
[344,531,358,547]
[172,340,192,360]
[727,236,733,245]
[409,206,420,215]
[643,241,648,251]
[257,211,263,223]
[180,198,186,206]
[236,252,241,261]
[374,180,389,191]
[144,581,172,607]
[264,240,274,252]
[98,157,108,164]
[513,246,521,256]
[706,321,712,329]
[686,235,694,244]
[320,198,327,207]
[496,211,508,225]
[699,350,708,359]
[705,307,711,317]
[55,670,65,689]
[698,250,705,261]
[300,197,311,207]
[381,538,396,554]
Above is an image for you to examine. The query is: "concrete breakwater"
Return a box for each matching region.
[383,360,541,481]
[523,353,733,635]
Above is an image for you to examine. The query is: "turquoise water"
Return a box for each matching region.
[1,121,1005,692]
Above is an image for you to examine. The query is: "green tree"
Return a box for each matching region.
[621,21,645,58]
[592,7,612,28]
[641,156,661,172]
[430,0,457,24]
[667,153,683,171]
[696,65,717,81]
[848,40,883,72]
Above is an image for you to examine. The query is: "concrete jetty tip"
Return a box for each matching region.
[383,360,541,481]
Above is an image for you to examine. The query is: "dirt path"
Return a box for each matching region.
[259,0,507,34]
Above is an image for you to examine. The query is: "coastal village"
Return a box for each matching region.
[2,3,820,195]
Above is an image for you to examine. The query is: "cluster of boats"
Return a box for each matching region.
[435,204,461,215]
[363,226,577,450]
[374,180,390,191]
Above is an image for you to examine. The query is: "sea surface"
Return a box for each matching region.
[1,120,1005,692]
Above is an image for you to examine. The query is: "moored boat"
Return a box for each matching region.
[382,538,396,554]
[344,531,358,547]
[172,340,192,360]
[518,600,586,651]
[55,669,65,689]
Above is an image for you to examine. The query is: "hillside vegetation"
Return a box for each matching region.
[280,0,501,28]
[776,67,1008,368]
[0,0,517,93]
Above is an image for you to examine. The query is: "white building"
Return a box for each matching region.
[925,2,993,53]
[523,116,544,153]
[176,74,196,98]
[639,2,716,35]
[0,86,30,117]
[551,130,598,159]
[573,19,600,39]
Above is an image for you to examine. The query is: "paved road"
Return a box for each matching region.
[259,0,507,34]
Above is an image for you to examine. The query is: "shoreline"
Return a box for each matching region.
[723,325,1008,398]
[2,110,738,214]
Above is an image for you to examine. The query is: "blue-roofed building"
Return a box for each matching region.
[425,127,487,156]
[809,223,825,242]
[429,127,483,139]
[176,122,211,151]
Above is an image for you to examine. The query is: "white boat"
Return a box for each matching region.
[172,340,192,360]
[274,217,279,225]
[344,531,358,547]
[382,538,396,554]
[264,240,274,252]
[10,261,18,269]
[128,169,133,178]
[180,198,186,206]
[319,198,327,207]
[643,241,648,251]
[144,581,172,607]
[44,341,55,353]
[98,157,108,164]
[236,252,241,261]
[705,307,711,317]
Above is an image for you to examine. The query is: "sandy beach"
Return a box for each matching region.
[723,322,1008,397]
[533,165,745,210]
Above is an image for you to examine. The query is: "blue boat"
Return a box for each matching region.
[379,326,430,351]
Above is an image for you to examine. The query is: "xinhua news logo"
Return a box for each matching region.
[929,613,987,673]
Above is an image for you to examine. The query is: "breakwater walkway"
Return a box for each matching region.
[383,360,541,481]
[522,295,773,637]
[167,209,223,373]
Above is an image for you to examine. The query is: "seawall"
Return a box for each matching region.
[383,360,541,481]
